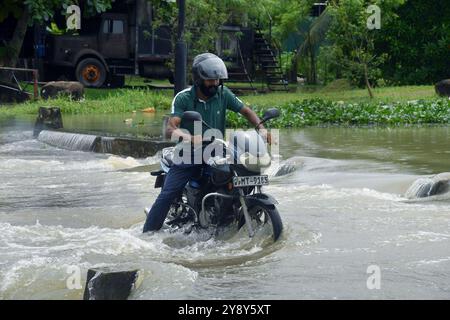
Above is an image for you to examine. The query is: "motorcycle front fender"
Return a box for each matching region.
[244,193,278,209]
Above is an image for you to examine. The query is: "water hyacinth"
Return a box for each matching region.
[226,98,450,128]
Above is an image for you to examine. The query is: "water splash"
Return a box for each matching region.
[405,173,450,199]
[99,137,114,153]
[264,156,299,177]
[38,130,99,152]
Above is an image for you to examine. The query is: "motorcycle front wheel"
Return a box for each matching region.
[239,203,283,242]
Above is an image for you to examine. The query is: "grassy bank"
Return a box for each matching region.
[0,88,173,116]
[241,85,438,106]
[1,84,448,127]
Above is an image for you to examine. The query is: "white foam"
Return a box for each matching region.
[413,257,450,266]
[0,221,259,298]
[102,155,151,170]
[267,184,403,202]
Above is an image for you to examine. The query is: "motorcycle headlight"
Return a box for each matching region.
[207,155,229,166]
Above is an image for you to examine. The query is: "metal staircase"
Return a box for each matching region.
[219,25,289,92]
[253,30,289,91]
[225,41,256,91]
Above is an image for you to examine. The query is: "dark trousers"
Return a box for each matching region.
[143,164,201,232]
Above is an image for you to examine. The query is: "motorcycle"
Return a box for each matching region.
[150,108,283,242]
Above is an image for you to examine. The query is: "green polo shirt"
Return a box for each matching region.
[171,85,244,136]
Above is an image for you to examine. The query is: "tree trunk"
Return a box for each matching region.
[364,63,374,99]
[310,48,317,84]
[308,35,317,85]
[0,8,29,67]
[289,52,298,83]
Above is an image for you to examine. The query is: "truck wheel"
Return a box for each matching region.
[76,58,107,88]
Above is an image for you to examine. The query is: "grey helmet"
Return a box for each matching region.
[192,53,228,85]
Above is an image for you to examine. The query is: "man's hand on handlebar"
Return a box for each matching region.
[179,134,213,146]
[259,128,272,145]
[190,135,203,146]
[178,133,202,145]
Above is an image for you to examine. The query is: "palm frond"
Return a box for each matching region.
[297,9,332,58]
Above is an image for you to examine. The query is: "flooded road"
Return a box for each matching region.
[1,115,449,299]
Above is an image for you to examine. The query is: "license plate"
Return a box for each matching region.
[233,175,269,187]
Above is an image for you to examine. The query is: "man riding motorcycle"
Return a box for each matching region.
[143,53,270,233]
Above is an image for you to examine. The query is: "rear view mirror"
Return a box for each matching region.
[262,108,280,122]
[182,111,202,122]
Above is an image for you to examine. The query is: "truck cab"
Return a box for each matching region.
[44,1,172,88]
[99,13,129,59]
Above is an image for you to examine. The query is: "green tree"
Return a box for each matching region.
[271,0,314,83]
[297,10,332,84]
[270,1,333,84]
[150,0,275,74]
[375,0,450,84]
[326,0,404,98]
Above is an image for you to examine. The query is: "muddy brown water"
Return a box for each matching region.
[1,115,449,299]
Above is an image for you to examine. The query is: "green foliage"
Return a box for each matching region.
[2,85,443,129]
[279,51,295,73]
[20,0,112,24]
[156,0,448,87]
[270,1,329,84]
[0,0,113,27]
[325,1,398,91]
[0,0,113,66]
[46,22,65,35]
[147,0,227,72]
[149,0,276,79]
[0,89,172,116]
[270,0,316,42]
[316,45,341,84]
[376,0,450,84]
[82,0,113,17]
[227,97,450,128]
